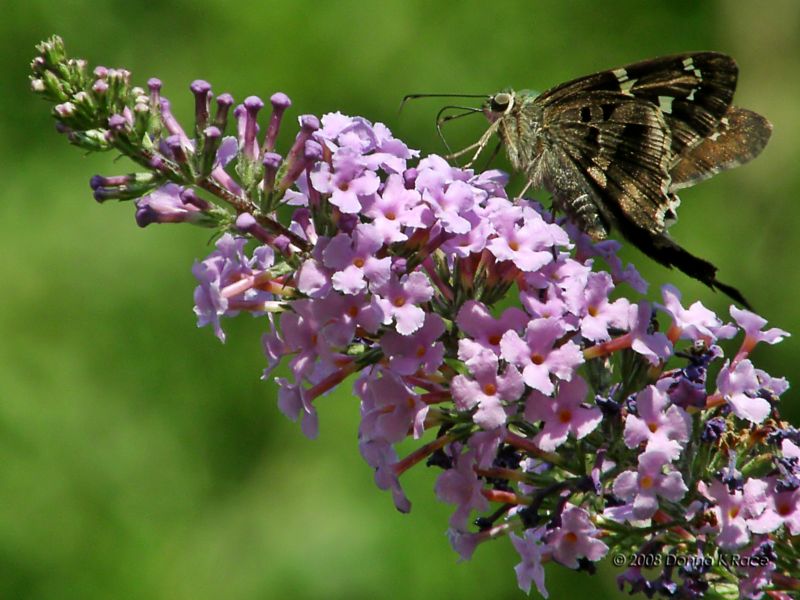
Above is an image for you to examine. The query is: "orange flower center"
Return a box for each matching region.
[530,353,545,365]
[777,501,793,517]
[483,383,497,396]
[393,297,406,307]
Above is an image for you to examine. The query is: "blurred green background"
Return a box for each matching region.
[2,1,799,598]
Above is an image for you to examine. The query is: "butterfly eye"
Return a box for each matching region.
[490,92,512,113]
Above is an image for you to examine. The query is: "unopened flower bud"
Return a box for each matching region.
[191,79,212,134]
[263,92,291,152]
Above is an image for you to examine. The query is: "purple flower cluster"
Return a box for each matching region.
[33,36,797,599]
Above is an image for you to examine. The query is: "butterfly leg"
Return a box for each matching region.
[517,178,535,200]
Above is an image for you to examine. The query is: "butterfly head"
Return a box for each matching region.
[483,90,516,123]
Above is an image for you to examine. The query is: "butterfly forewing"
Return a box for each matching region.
[541,92,676,234]
[535,52,739,160]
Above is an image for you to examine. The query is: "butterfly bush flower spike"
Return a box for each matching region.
[32,36,797,599]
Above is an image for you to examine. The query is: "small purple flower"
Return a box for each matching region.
[366,121,419,173]
[134,183,208,226]
[358,369,428,443]
[447,523,510,562]
[451,347,524,430]
[317,112,371,148]
[361,173,425,243]
[414,154,472,195]
[628,301,672,365]
[434,450,489,529]
[520,291,571,322]
[440,213,493,257]
[487,209,567,272]
[659,284,736,342]
[566,271,630,342]
[381,313,445,376]
[455,300,529,357]
[192,233,275,342]
[322,226,392,294]
[275,378,319,439]
[730,306,790,354]
[296,256,332,299]
[374,271,434,335]
[547,504,608,568]
[310,147,380,213]
[500,317,584,395]
[276,299,335,382]
[716,359,772,424]
[783,438,800,460]
[612,450,688,520]
[467,427,506,469]
[568,226,648,293]
[698,478,768,550]
[312,291,383,347]
[359,437,410,513]
[747,478,800,535]
[317,113,416,175]
[469,168,509,197]
[510,528,549,598]
[624,385,691,460]
[525,376,601,451]
[522,254,590,296]
[420,178,477,234]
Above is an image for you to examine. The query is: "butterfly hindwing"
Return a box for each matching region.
[669,107,772,190]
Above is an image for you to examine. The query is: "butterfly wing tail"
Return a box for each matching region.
[616,219,752,309]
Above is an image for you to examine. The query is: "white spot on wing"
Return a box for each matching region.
[587,166,606,187]
[620,79,636,94]
[613,68,636,94]
[682,57,694,70]
[658,96,674,113]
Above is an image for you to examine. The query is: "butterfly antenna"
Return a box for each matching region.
[399,93,488,113]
